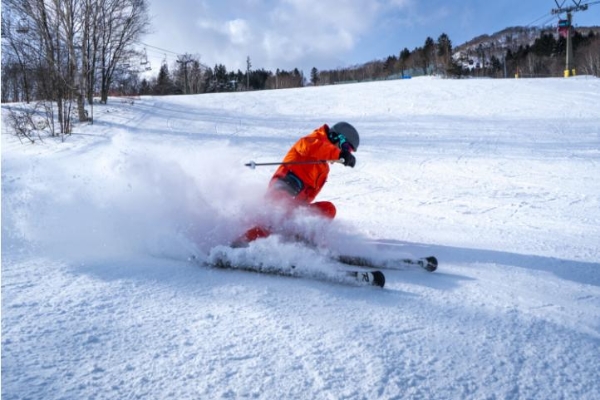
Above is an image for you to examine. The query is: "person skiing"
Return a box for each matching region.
[234,122,360,246]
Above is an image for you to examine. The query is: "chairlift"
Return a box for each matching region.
[16,18,29,34]
[1,18,8,37]
[558,19,570,38]
[140,48,150,66]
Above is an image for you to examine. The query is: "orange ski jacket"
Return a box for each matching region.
[270,125,341,204]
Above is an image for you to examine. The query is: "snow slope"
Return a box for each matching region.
[2,76,600,399]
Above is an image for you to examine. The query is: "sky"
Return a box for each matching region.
[142,0,599,74]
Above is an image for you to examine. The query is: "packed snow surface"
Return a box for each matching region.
[2,77,600,399]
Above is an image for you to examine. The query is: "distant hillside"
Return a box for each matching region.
[454,25,600,59]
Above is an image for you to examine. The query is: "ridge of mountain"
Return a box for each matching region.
[455,25,600,54]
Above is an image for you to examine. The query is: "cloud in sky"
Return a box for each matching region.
[144,0,600,74]
[195,0,401,70]
[145,0,413,72]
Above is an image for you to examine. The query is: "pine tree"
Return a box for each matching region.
[155,63,173,95]
[310,67,319,86]
[423,37,435,74]
[399,48,411,77]
[436,33,453,75]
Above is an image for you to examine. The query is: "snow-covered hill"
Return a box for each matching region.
[2,76,600,399]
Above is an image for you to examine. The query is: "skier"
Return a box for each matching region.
[234,122,360,246]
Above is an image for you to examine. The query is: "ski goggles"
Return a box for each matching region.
[338,135,355,152]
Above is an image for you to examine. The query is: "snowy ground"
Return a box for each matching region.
[2,77,600,399]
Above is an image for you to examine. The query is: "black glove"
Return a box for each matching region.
[340,149,356,168]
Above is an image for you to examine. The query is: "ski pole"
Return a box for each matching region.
[245,159,344,169]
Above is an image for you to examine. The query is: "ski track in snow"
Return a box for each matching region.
[2,77,600,399]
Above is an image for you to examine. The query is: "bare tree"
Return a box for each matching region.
[5,0,73,135]
[96,0,150,103]
[1,15,34,103]
[577,35,600,76]
[174,53,197,94]
[3,0,150,136]
[189,59,206,94]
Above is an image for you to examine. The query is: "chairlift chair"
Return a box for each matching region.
[16,18,29,34]
[558,19,570,38]
[140,48,150,68]
[1,18,8,37]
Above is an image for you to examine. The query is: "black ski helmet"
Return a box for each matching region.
[330,122,360,151]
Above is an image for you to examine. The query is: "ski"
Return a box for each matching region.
[344,269,386,288]
[197,256,385,288]
[336,255,438,272]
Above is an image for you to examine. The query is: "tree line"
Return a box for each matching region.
[137,28,599,98]
[504,30,599,78]
[135,34,453,95]
[315,30,599,83]
[137,58,305,95]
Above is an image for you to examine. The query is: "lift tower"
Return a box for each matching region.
[551,0,588,77]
